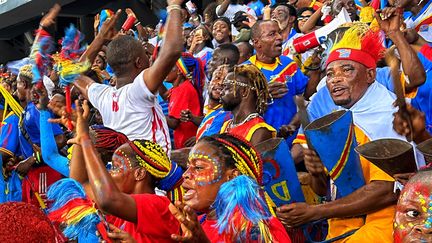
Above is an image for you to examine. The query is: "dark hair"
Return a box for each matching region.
[251,20,274,41]
[236,41,254,56]
[106,35,146,76]
[273,3,297,17]
[213,17,232,32]
[295,7,320,32]
[217,43,240,66]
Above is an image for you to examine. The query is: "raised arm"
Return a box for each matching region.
[35,87,69,177]
[216,0,231,17]
[376,7,426,92]
[143,1,184,94]
[72,100,137,223]
[40,110,69,177]
[79,10,121,65]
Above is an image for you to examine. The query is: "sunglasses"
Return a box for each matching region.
[298,15,311,21]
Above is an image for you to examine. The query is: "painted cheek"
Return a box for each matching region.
[196,162,223,186]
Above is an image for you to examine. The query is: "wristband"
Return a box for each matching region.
[134,21,141,27]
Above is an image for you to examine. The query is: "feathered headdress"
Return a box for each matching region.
[326,22,385,69]
[47,178,100,240]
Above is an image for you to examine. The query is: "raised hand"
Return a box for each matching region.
[93,13,100,32]
[169,201,210,243]
[125,8,137,19]
[66,100,90,145]
[33,85,49,110]
[374,7,404,36]
[98,9,122,41]
[40,4,61,29]
[167,0,185,6]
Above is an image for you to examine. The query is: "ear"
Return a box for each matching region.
[134,167,147,181]
[252,38,259,49]
[366,68,376,85]
[226,168,240,181]
[288,15,296,25]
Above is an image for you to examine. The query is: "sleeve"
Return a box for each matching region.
[88,83,110,110]
[128,70,156,107]
[375,67,394,92]
[168,86,192,119]
[132,194,180,237]
[0,116,19,157]
[420,44,432,62]
[293,68,309,95]
[40,110,70,177]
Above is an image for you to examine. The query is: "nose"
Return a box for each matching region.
[182,167,192,179]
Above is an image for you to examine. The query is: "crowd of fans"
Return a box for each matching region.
[0,0,431,242]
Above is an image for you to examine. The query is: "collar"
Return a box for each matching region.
[249,55,281,70]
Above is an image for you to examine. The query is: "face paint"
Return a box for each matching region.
[188,150,223,186]
[110,149,133,175]
[394,179,432,243]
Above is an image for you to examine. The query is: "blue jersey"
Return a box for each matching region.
[0,112,19,157]
[19,102,63,158]
[245,55,309,131]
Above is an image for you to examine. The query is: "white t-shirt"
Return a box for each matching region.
[88,70,171,154]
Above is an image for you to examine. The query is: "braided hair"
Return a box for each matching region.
[199,133,264,186]
[233,64,270,115]
[90,125,129,153]
[176,52,205,111]
[128,139,184,202]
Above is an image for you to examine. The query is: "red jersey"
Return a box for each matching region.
[201,216,291,242]
[107,194,180,243]
[220,117,276,142]
[169,80,202,149]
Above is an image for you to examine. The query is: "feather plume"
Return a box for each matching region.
[29,29,54,84]
[47,178,100,240]
[214,175,273,243]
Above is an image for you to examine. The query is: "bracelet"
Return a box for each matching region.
[167,4,182,13]
[134,21,141,27]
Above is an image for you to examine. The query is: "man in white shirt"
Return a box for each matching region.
[74,3,184,154]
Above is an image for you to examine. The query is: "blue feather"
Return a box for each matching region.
[214,175,272,240]
[47,178,100,240]
[47,178,86,212]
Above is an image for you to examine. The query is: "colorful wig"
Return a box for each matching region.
[326,22,385,69]
[176,53,205,110]
[47,178,100,240]
[0,202,58,243]
[128,139,184,202]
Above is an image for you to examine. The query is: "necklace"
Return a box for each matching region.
[228,112,260,129]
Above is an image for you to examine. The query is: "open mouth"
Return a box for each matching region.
[332,86,346,96]
[183,188,196,201]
